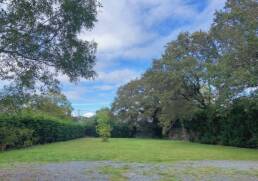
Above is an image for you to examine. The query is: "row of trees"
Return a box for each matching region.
[0,90,73,119]
[111,0,258,147]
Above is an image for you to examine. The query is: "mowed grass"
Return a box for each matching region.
[0,138,258,165]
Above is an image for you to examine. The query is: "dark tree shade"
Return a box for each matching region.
[0,0,99,90]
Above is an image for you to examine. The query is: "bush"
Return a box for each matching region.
[219,98,258,148]
[95,108,113,142]
[0,126,17,151]
[96,119,112,142]
[0,126,34,151]
[83,117,98,137]
[111,121,134,138]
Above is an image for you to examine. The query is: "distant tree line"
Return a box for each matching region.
[110,0,258,148]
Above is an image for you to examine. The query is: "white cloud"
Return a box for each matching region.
[73,103,109,106]
[188,0,226,31]
[59,68,141,86]
[94,85,114,91]
[80,0,158,53]
[63,87,89,101]
[83,112,96,118]
[137,0,198,27]
[79,0,226,67]
[96,69,141,85]
[57,74,70,83]
[61,68,141,106]
[118,0,226,60]
[59,67,141,88]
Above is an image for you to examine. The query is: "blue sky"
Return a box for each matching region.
[59,0,226,117]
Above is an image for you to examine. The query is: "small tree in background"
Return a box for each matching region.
[96,108,112,142]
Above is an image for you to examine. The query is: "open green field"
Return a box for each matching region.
[0,138,258,165]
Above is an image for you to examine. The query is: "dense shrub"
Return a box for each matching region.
[219,98,258,148]
[184,107,221,144]
[184,97,258,148]
[111,121,134,138]
[0,113,85,150]
[0,126,34,151]
[83,118,98,137]
[96,119,111,142]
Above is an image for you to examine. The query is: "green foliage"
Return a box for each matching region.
[0,126,33,151]
[220,97,258,148]
[96,108,112,141]
[111,0,258,147]
[80,115,134,138]
[185,97,258,148]
[96,120,112,142]
[0,112,85,150]
[0,90,73,119]
[112,79,163,137]
[82,116,98,137]
[111,121,134,138]
[26,92,73,119]
[0,0,99,92]
[112,31,218,135]
[211,0,258,102]
[0,127,17,151]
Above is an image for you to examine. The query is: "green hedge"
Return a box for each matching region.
[111,121,134,138]
[184,97,258,148]
[219,98,258,148]
[0,126,34,151]
[0,113,85,150]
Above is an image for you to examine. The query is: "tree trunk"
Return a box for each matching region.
[0,144,6,151]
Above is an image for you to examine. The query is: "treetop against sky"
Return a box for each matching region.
[68,0,227,116]
[0,0,226,116]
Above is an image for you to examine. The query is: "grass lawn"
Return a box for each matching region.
[0,138,258,165]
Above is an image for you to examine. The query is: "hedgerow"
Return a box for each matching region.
[0,112,85,150]
[184,97,258,148]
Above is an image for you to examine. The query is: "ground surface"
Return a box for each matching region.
[0,138,258,181]
[0,161,258,181]
[0,138,258,164]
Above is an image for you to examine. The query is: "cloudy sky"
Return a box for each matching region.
[60,0,226,117]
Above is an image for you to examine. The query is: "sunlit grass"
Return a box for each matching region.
[0,138,257,166]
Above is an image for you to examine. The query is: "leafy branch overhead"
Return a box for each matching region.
[0,0,99,90]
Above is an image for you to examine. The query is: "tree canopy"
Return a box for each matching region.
[111,0,258,135]
[0,0,99,91]
[0,90,73,119]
